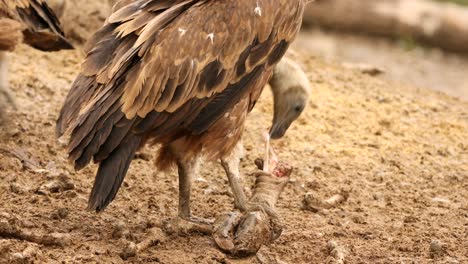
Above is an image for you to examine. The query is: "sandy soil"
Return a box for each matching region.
[0,41,466,263]
[0,4,467,262]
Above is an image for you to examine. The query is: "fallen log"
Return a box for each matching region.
[303,0,468,54]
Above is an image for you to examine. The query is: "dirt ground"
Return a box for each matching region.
[0,8,468,264]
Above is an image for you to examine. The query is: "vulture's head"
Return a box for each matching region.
[269,58,310,139]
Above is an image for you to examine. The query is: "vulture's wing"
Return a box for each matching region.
[1,0,73,51]
[57,0,303,211]
[0,18,24,51]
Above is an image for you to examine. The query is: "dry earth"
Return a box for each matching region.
[0,3,467,262]
[0,42,466,263]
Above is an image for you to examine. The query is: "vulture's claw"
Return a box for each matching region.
[162,216,213,236]
[213,160,292,256]
[213,204,283,256]
[0,86,16,110]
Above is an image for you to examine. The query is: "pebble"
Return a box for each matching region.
[430,240,445,258]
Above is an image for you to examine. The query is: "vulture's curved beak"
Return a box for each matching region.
[269,118,294,139]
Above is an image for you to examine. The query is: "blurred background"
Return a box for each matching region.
[297,0,468,101]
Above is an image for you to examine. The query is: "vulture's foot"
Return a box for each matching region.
[213,204,282,257]
[0,86,16,109]
[0,52,16,112]
[213,160,292,256]
[162,216,213,236]
[0,83,16,124]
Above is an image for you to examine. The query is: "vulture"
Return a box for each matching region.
[57,0,309,227]
[0,0,73,112]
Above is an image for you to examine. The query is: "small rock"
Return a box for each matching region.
[11,252,25,263]
[51,208,69,220]
[403,215,418,223]
[36,173,75,195]
[257,246,286,264]
[112,220,129,239]
[21,220,36,228]
[350,214,366,225]
[120,242,137,260]
[431,197,451,204]
[64,190,77,198]
[443,257,460,264]
[43,233,71,247]
[58,173,75,191]
[0,212,11,219]
[430,240,446,258]
[342,62,385,76]
[10,183,27,194]
[328,217,342,227]
[305,180,320,190]
[22,245,41,259]
[58,208,69,219]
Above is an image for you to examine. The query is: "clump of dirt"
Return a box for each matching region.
[0,18,467,264]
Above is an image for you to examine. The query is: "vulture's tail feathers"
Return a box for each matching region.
[88,135,141,212]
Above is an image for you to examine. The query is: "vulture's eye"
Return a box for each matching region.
[294,105,303,112]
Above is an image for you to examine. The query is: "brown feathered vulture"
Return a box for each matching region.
[0,0,73,112]
[56,0,308,226]
[0,0,72,51]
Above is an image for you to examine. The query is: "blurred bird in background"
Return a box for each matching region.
[0,0,73,121]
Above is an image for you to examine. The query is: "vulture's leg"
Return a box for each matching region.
[162,143,213,235]
[0,52,16,114]
[221,141,248,211]
[212,137,291,256]
[176,157,199,220]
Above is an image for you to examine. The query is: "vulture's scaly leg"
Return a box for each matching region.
[212,135,292,256]
[0,52,16,111]
[221,141,248,211]
[162,144,212,235]
[176,157,198,219]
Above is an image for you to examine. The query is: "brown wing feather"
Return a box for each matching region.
[1,0,73,51]
[58,0,304,163]
[0,18,24,51]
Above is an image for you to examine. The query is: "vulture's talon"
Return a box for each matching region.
[213,160,292,256]
[0,86,16,110]
[213,212,243,252]
[213,205,283,257]
[162,216,213,236]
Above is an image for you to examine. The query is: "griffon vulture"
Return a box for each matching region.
[57,0,308,229]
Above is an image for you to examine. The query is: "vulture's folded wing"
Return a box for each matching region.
[0,18,24,51]
[57,0,303,170]
[2,0,73,51]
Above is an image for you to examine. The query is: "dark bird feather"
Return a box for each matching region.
[0,0,73,51]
